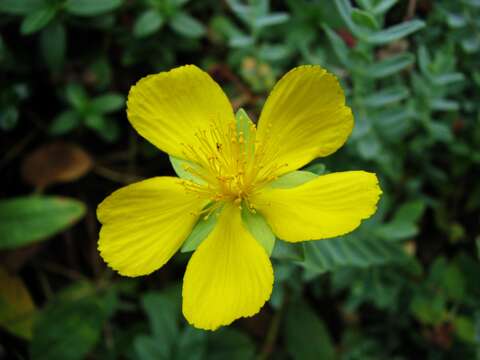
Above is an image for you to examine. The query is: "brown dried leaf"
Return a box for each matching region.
[0,267,36,339]
[22,142,93,188]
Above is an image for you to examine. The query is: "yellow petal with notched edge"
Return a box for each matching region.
[182,203,274,330]
[97,177,207,277]
[256,65,353,175]
[127,65,235,159]
[253,171,382,242]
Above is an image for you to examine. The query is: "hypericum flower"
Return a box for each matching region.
[97,65,382,330]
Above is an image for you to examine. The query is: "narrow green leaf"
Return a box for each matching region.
[0,196,85,250]
[364,53,414,78]
[364,20,425,44]
[431,73,465,86]
[242,208,275,255]
[0,0,43,15]
[20,6,56,35]
[65,0,123,16]
[169,12,205,38]
[363,87,409,107]
[134,9,164,38]
[431,99,459,111]
[66,84,88,110]
[323,24,351,67]
[49,111,81,135]
[334,0,360,35]
[40,22,66,72]
[351,9,379,31]
[446,13,467,28]
[372,0,397,15]
[0,107,18,131]
[253,13,290,29]
[90,93,125,114]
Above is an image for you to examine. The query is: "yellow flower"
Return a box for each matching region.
[97,65,382,330]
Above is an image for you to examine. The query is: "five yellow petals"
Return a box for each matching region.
[97,64,382,330]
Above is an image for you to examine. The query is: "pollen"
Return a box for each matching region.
[180,117,287,210]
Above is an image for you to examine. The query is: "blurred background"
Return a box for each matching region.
[1,0,480,359]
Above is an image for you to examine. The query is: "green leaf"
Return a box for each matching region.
[40,22,66,72]
[49,111,81,135]
[66,84,88,110]
[284,300,335,360]
[334,0,360,35]
[454,316,476,343]
[364,20,425,44]
[323,24,351,67]
[134,9,164,38]
[0,196,85,250]
[375,200,425,241]
[65,0,123,16]
[30,296,112,360]
[85,115,120,142]
[431,72,465,86]
[181,211,218,253]
[269,171,318,189]
[351,9,379,31]
[461,36,480,53]
[242,208,275,255]
[271,239,304,261]
[301,235,408,274]
[0,0,44,15]
[90,93,124,114]
[175,327,207,359]
[363,53,414,78]
[363,86,409,107]
[446,13,467,28]
[0,106,19,131]
[229,35,254,48]
[169,156,206,185]
[372,0,397,14]
[142,292,179,345]
[20,6,56,35]
[169,11,206,38]
[253,13,290,29]
[207,328,255,360]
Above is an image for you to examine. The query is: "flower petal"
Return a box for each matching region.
[256,65,353,174]
[182,203,274,330]
[97,177,207,277]
[127,65,235,158]
[253,171,382,242]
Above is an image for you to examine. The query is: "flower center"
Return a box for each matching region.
[179,118,285,212]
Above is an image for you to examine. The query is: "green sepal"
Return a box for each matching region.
[269,171,318,189]
[169,155,205,185]
[235,108,256,154]
[242,207,275,255]
[180,207,219,253]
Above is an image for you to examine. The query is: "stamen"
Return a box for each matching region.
[179,117,285,207]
